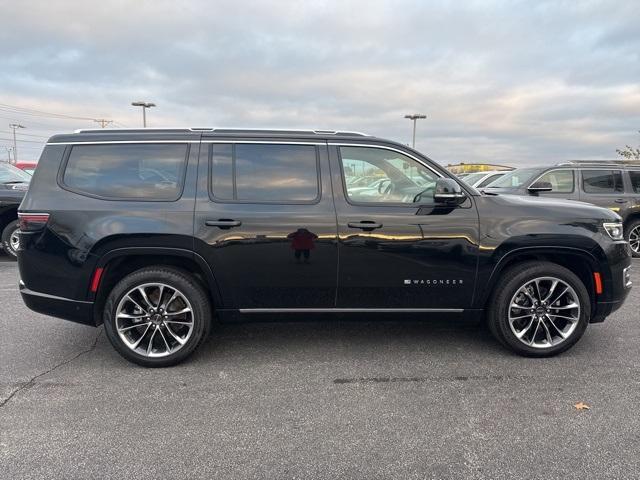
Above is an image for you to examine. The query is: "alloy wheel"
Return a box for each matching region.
[508,277,580,349]
[9,228,19,253]
[629,225,640,253]
[115,283,194,357]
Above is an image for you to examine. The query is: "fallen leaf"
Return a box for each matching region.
[574,402,590,410]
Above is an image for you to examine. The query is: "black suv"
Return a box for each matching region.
[0,162,31,259]
[484,161,640,257]
[18,129,632,366]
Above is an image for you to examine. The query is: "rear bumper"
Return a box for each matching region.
[19,282,97,326]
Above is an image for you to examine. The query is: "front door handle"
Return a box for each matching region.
[615,198,628,204]
[205,219,242,229]
[348,221,383,231]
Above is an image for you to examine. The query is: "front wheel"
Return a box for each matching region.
[1,220,20,260]
[626,219,640,258]
[487,262,590,357]
[103,267,211,367]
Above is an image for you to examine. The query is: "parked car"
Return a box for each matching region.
[14,161,38,175]
[18,129,631,366]
[0,163,31,258]
[461,170,507,189]
[484,161,640,257]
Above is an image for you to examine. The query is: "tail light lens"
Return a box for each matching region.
[18,213,50,232]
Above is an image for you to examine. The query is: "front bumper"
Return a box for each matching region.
[590,243,632,323]
[19,282,97,326]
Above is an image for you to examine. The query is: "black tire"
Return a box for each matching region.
[625,218,640,258]
[103,266,211,367]
[487,261,590,357]
[1,220,20,260]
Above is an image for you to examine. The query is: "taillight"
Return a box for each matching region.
[18,213,50,232]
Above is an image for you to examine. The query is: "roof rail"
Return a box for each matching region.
[557,159,640,167]
[74,127,369,137]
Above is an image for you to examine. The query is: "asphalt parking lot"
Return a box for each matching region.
[1,256,639,479]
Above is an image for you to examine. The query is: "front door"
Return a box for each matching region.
[194,139,338,309]
[329,144,479,310]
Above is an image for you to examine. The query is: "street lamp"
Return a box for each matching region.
[131,101,156,127]
[8,123,25,163]
[404,114,426,148]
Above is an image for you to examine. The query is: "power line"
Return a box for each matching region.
[0,137,46,144]
[0,103,98,121]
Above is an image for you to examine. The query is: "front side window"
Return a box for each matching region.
[477,173,504,188]
[534,169,574,193]
[339,146,439,204]
[209,143,319,203]
[63,143,187,200]
[582,170,624,193]
[629,171,640,193]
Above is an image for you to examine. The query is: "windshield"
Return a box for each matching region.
[486,168,542,189]
[462,172,487,185]
[0,163,32,183]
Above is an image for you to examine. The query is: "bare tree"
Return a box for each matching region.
[617,131,640,160]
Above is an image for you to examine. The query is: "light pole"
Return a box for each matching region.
[131,101,156,127]
[9,124,25,163]
[404,114,426,148]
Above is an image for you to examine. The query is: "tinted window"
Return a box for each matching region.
[209,144,319,203]
[340,146,439,204]
[63,144,187,200]
[630,171,640,193]
[582,170,623,193]
[535,169,574,193]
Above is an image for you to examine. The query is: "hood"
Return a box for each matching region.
[480,192,621,222]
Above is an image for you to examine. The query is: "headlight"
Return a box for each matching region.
[603,222,624,240]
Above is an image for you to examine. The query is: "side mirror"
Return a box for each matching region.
[434,178,466,205]
[528,181,553,193]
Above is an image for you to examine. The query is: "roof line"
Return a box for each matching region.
[73,127,370,136]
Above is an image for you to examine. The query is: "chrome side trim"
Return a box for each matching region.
[47,140,199,145]
[20,286,93,304]
[201,140,325,145]
[239,308,464,313]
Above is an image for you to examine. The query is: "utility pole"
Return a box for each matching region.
[9,124,25,164]
[403,114,426,148]
[94,119,113,128]
[3,146,12,163]
[131,101,156,127]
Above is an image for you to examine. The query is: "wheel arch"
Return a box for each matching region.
[91,248,222,326]
[477,246,601,315]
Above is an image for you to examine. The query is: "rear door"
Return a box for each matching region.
[193,138,338,310]
[578,169,629,214]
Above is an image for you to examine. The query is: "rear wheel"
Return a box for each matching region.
[1,220,20,260]
[103,267,211,367]
[626,219,640,258]
[487,262,590,357]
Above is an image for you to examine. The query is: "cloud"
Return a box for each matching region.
[0,0,639,164]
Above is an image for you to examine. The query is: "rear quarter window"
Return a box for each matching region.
[629,171,640,193]
[62,143,188,200]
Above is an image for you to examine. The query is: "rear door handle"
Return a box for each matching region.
[348,221,383,231]
[205,219,242,229]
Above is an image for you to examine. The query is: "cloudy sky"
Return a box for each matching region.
[1,0,639,165]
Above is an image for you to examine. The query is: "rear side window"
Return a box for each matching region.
[582,170,624,193]
[209,143,319,203]
[63,143,188,200]
[630,171,640,193]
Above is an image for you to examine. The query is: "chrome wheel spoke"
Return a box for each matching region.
[158,328,171,353]
[548,313,578,323]
[165,324,187,345]
[515,317,536,339]
[540,319,553,345]
[551,303,579,310]
[138,287,154,311]
[545,315,568,339]
[165,319,192,325]
[130,323,152,349]
[125,295,148,315]
[118,322,151,333]
[165,307,191,316]
[146,328,158,355]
